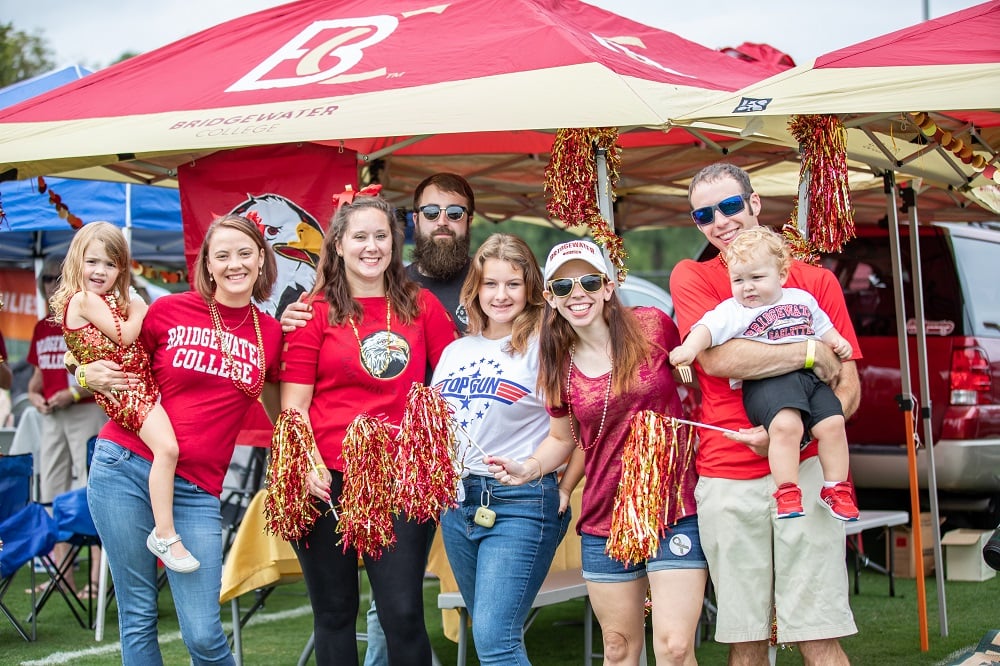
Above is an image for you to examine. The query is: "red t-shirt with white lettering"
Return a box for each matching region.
[670,256,861,480]
[99,291,282,496]
[280,289,457,472]
[27,318,77,400]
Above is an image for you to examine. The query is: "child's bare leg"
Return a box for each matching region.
[811,414,849,483]
[767,408,805,487]
[139,406,192,562]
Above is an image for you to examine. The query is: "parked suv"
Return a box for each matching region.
[822,222,1000,524]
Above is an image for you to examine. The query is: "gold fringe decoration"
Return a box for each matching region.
[544,127,628,282]
[264,409,321,541]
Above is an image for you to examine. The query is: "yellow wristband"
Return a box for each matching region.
[69,387,82,402]
[804,339,816,370]
[75,364,89,390]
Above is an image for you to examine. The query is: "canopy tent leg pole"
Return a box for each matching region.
[902,183,948,636]
[884,171,930,651]
[594,146,618,283]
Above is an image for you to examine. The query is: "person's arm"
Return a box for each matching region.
[280,298,313,333]
[0,359,10,392]
[280,381,330,502]
[698,337,843,385]
[68,291,145,347]
[833,360,860,420]
[820,329,853,360]
[558,446,585,516]
[668,324,712,368]
[487,414,577,485]
[27,367,50,414]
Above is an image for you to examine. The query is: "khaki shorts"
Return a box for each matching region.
[696,457,857,644]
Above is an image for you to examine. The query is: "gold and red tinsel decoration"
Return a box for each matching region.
[910,111,1000,184]
[130,261,186,284]
[788,115,855,253]
[394,383,460,523]
[544,128,628,282]
[37,176,84,229]
[263,409,322,541]
[338,414,397,559]
[606,411,695,566]
[780,220,821,266]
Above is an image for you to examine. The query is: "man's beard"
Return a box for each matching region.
[412,229,470,280]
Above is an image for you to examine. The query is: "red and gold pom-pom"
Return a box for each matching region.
[544,127,628,282]
[263,409,321,541]
[395,383,460,523]
[780,220,821,266]
[788,115,855,253]
[606,411,695,565]
[338,414,397,559]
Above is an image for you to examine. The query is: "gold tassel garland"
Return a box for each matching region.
[338,414,398,559]
[395,383,460,523]
[264,409,321,541]
[606,411,695,565]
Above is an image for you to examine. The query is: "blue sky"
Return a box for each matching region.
[8,0,985,70]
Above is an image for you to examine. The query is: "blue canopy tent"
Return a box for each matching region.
[0,66,183,265]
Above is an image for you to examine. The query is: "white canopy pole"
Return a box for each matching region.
[903,181,948,636]
[594,145,618,285]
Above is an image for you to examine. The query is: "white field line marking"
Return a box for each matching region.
[20,604,313,666]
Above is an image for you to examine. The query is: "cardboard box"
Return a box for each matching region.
[889,512,936,578]
[942,529,997,582]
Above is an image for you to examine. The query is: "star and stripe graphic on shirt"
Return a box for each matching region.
[433,356,529,430]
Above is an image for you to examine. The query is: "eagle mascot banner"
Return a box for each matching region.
[179,141,355,445]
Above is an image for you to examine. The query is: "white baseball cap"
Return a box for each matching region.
[543,240,611,283]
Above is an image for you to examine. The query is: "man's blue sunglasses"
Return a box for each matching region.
[690,194,750,226]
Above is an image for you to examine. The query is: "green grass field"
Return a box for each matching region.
[2,557,998,665]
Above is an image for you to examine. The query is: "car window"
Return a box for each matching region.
[822,228,963,336]
[950,234,1000,337]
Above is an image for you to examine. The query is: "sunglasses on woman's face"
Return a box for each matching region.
[547,273,607,298]
[690,194,749,226]
[418,204,468,222]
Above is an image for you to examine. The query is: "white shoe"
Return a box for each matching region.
[146,529,200,573]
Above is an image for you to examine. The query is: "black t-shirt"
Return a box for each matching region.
[406,261,470,334]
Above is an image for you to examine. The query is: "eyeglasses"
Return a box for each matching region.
[690,194,750,226]
[547,273,606,298]
[418,204,468,222]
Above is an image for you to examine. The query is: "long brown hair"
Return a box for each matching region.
[462,233,545,356]
[192,214,277,303]
[537,287,649,409]
[311,196,420,325]
[49,221,132,323]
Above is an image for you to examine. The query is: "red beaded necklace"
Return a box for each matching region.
[208,298,265,398]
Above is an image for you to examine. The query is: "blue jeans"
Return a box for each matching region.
[87,439,234,666]
[441,473,569,665]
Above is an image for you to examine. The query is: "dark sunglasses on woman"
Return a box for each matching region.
[547,273,607,298]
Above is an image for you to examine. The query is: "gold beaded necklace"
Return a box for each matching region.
[348,295,392,375]
[565,343,613,451]
[208,298,265,398]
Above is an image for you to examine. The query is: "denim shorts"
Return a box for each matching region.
[581,514,707,582]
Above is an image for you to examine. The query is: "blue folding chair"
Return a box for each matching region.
[0,454,58,641]
[28,487,102,629]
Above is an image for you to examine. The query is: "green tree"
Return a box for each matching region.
[0,22,55,87]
